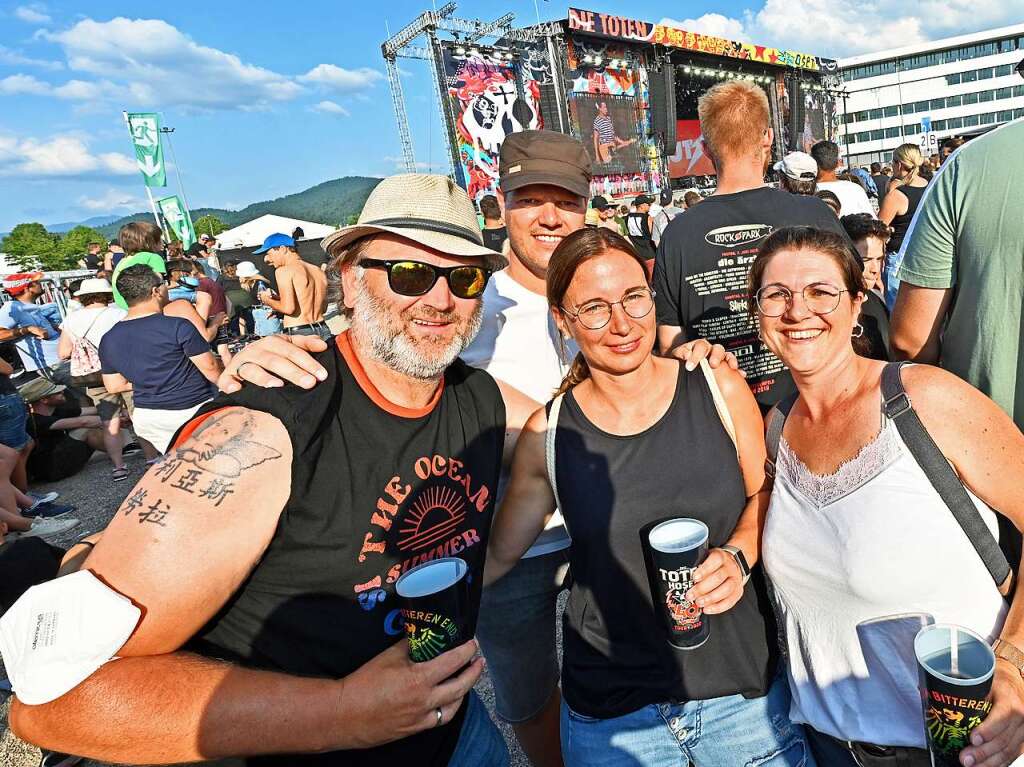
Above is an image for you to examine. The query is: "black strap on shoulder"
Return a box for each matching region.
[882,362,1012,592]
[764,392,799,479]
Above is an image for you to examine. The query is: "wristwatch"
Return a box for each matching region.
[993,638,1024,679]
[719,544,751,586]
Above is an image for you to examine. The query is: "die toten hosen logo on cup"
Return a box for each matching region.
[642,518,711,650]
[395,557,470,663]
[663,566,703,633]
[914,624,996,765]
[704,224,774,249]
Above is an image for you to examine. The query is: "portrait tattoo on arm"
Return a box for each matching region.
[118,410,284,523]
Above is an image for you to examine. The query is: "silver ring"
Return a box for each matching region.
[435,707,443,727]
[235,361,256,377]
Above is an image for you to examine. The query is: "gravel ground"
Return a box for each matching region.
[0,450,551,767]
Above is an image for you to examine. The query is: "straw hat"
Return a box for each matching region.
[73,277,113,297]
[19,378,66,403]
[321,174,508,271]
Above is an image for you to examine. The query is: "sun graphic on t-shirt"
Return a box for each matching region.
[396,486,468,552]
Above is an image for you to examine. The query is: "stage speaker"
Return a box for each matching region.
[536,80,564,134]
[648,63,677,154]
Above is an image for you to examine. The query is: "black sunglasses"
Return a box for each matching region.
[360,258,492,299]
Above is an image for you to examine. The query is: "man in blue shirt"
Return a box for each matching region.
[99,265,222,453]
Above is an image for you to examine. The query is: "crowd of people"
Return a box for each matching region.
[0,76,1022,767]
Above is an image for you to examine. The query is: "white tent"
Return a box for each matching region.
[216,214,337,249]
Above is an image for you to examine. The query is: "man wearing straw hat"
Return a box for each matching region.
[9,174,512,767]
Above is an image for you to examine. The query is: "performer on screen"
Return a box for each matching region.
[592,101,635,163]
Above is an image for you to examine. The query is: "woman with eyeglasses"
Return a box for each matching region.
[485,227,814,766]
[751,226,1024,767]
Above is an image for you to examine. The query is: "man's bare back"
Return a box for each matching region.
[272,259,327,328]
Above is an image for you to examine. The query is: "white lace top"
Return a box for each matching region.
[763,417,1007,747]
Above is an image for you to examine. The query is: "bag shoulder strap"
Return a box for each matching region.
[764,392,799,480]
[881,361,1012,592]
[544,394,564,514]
[698,359,738,458]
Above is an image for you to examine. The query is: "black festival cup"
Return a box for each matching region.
[642,518,711,650]
[395,557,470,663]
[914,624,996,766]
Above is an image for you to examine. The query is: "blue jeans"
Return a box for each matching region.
[884,251,903,311]
[561,674,814,767]
[448,690,509,767]
[0,392,30,450]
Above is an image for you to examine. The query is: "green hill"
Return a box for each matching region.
[96,176,381,239]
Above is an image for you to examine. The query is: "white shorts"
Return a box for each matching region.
[132,401,209,453]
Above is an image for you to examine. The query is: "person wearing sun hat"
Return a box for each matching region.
[9,173,512,767]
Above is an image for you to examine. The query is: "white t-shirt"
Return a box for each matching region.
[817,180,875,218]
[60,305,127,346]
[461,269,576,557]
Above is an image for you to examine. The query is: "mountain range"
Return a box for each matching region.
[35,176,382,240]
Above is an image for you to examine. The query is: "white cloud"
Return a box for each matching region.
[14,4,51,24]
[311,99,350,116]
[298,63,384,92]
[0,132,136,178]
[0,73,50,94]
[0,45,62,70]
[45,17,304,110]
[77,187,144,211]
[662,0,1024,57]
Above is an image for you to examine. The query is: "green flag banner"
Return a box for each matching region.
[126,112,166,187]
[157,195,196,250]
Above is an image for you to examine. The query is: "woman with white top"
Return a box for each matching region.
[750,226,1024,767]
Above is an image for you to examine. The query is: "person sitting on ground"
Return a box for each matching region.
[254,233,330,341]
[110,222,168,310]
[774,151,819,196]
[20,379,109,483]
[815,189,842,217]
[98,266,221,453]
[840,214,891,361]
[57,278,147,480]
[810,140,874,217]
[479,194,507,253]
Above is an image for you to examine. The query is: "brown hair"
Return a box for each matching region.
[748,226,870,354]
[479,194,501,219]
[118,221,163,256]
[166,241,185,259]
[683,190,702,207]
[79,292,112,307]
[546,227,651,397]
[840,213,891,246]
[698,80,770,166]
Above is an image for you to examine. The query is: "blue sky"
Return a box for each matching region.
[1,0,1021,230]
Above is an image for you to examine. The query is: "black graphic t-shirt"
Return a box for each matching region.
[481,226,507,253]
[180,331,505,767]
[654,187,848,410]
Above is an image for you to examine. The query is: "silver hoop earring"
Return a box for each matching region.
[852,323,864,338]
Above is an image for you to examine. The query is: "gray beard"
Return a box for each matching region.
[350,271,483,381]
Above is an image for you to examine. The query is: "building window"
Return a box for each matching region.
[884,105,900,117]
[998,110,1014,122]
[947,117,964,129]
[997,87,1012,100]
[946,94,962,107]
[979,112,996,124]
[999,39,1016,53]
[964,92,979,104]
[915,100,929,112]
[932,119,947,131]
[946,72,961,85]
[870,129,885,141]
[963,114,980,126]
[868,108,883,120]
[1015,108,1024,119]
[963,69,978,82]
[884,127,902,138]
[977,67,994,80]
[904,122,921,134]
[978,90,994,102]
[995,64,1014,77]
[929,98,945,110]
[1015,85,1024,97]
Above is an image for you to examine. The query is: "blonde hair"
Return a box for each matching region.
[698,81,770,165]
[892,143,924,185]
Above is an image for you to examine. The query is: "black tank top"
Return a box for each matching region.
[626,211,657,260]
[888,183,927,253]
[180,332,505,767]
[554,363,778,718]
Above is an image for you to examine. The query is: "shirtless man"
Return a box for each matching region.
[253,233,330,341]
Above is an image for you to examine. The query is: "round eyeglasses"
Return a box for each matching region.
[561,288,656,330]
[755,283,848,317]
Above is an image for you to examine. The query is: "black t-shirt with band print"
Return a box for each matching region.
[654,187,848,411]
[176,331,505,767]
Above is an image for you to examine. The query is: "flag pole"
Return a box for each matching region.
[159,116,196,237]
[123,110,167,237]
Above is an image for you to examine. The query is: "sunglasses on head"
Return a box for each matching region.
[360,258,492,299]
